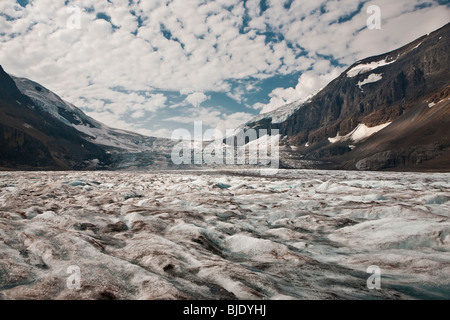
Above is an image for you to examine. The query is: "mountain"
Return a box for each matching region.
[0,66,175,170]
[241,22,450,171]
[11,76,170,154]
[0,66,108,169]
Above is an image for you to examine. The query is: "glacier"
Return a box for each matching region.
[0,170,448,300]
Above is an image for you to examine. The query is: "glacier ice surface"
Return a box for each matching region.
[0,170,449,299]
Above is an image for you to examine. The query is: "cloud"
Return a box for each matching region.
[0,0,448,137]
[164,106,254,135]
[140,93,168,112]
[185,92,209,108]
[130,109,145,119]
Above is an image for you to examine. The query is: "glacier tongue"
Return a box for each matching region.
[0,170,448,299]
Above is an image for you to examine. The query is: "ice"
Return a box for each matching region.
[0,170,449,299]
[69,181,86,187]
[425,196,449,205]
[33,211,58,221]
[330,218,450,250]
[72,124,159,152]
[224,233,292,260]
[215,183,232,190]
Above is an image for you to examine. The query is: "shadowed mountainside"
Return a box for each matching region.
[0,66,111,170]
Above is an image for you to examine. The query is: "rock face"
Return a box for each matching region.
[242,22,450,171]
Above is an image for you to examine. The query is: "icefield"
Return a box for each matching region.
[0,170,449,300]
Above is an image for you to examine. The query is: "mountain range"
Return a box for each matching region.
[0,22,449,171]
[241,22,450,171]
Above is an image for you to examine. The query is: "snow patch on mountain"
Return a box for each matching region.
[357,74,383,89]
[428,98,447,108]
[329,122,392,144]
[347,58,397,78]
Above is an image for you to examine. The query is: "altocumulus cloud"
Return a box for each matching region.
[0,0,448,137]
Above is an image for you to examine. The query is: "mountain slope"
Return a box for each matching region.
[11,76,169,153]
[0,65,181,170]
[242,22,450,171]
[0,66,114,170]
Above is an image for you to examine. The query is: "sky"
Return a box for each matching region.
[0,0,449,138]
